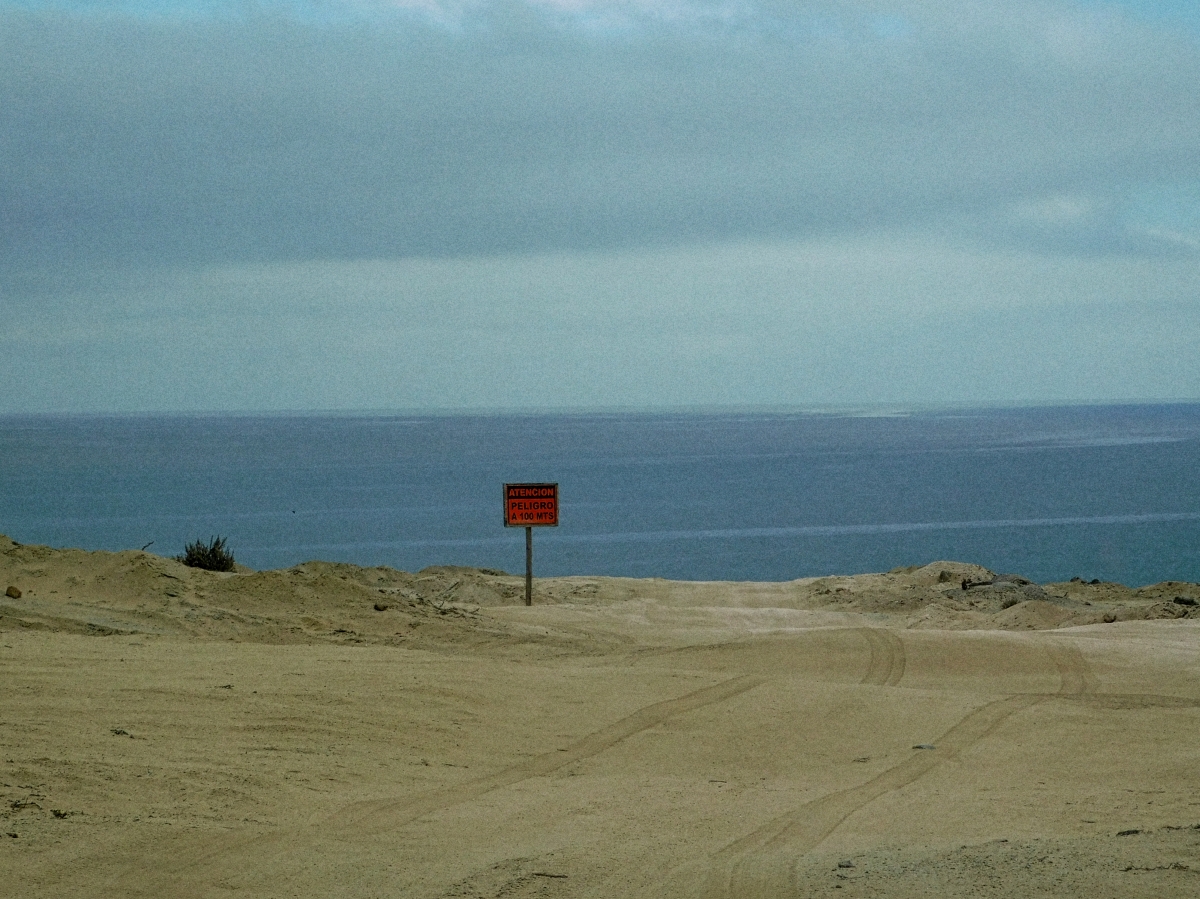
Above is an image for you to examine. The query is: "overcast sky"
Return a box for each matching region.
[2,0,1198,412]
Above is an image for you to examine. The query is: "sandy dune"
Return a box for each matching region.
[3,533,1199,897]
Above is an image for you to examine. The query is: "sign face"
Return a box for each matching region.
[504,483,559,527]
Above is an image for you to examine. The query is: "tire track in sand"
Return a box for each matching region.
[98,674,766,898]
[688,640,1091,899]
[858,628,906,686]
[325,672,766,835]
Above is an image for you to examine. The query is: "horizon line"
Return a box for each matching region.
[4,398,1200,419]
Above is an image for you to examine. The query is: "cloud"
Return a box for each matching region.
[2,0,1198,275]
[4,237,1198,411]
[2,1,1198,411]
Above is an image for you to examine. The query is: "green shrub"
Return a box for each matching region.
[178,536,236,572]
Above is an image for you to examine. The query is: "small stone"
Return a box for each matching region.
[1173,597,1196,607]
[373,602,389,612]
[1117,828,1141,836]
[5,586,20,599]
[1102,613,1117,623]
[837,860,856,869]
[912,744,936,750]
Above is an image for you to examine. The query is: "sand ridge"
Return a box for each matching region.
[2,535,1195,648]
[2,535,1199,897]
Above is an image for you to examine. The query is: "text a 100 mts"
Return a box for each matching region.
[504,483,559,527]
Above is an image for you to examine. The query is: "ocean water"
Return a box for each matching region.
[2,406,1199,586]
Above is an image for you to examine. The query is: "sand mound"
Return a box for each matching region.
[0,538,551,649]
[4,538,1193,646]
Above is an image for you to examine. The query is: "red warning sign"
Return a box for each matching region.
[504,483,559,527]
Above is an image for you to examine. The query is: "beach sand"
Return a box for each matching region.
[3,533,1199,897]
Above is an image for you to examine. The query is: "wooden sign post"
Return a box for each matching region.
[503,483,559,606]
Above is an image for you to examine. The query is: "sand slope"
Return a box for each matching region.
[2,535,1199,897]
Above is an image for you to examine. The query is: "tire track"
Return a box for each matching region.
[689,640,1090,899]
[99,674,766,898]
[858,628,906,686]
[325,672,766,834]
[1024,648,1200,708]
[1047,641,1093,696]
[1069,693,1200,709]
